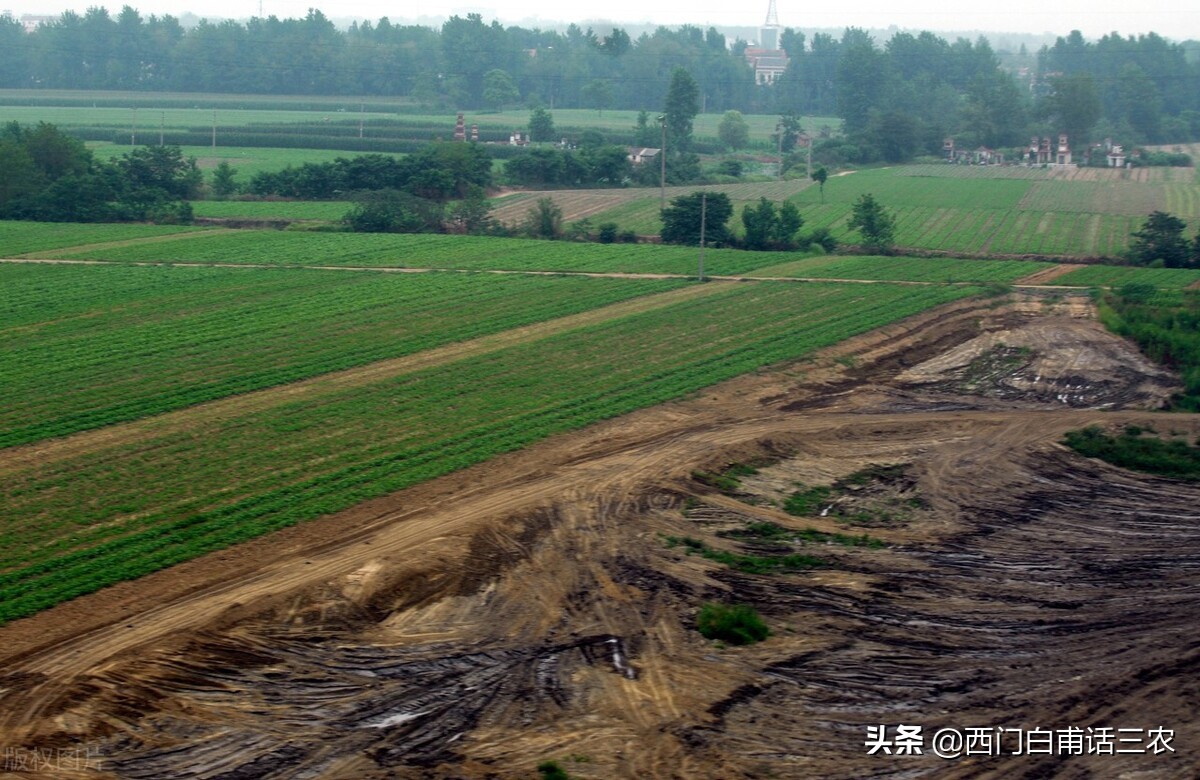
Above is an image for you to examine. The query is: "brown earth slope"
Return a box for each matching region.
[0,294,1197,779]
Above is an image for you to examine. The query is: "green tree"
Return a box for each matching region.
[663,67,699,153]
[524,196,563,239]
[482,68,519,110]
[847,193,896,253]
[211,161,238,198]
[581,79,614,115]
[444,192,495,234]
[529,107,555,143]
[813,167,828,203]
[660,191,732,246]
[741,198,778,250]
[1040,73,1101,148]
[774,113,804,154]
[717,110,749,150]
[776,201,804,245]
[869,111,920,163]
[343,189,444,233]
[633,110,657,147]
[1131,211,1190,267]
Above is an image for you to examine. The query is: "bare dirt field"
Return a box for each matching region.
[1,293,1198,779]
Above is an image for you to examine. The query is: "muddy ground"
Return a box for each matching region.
[1,293,1198,779]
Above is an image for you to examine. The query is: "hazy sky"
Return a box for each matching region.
[5,0,1199,41]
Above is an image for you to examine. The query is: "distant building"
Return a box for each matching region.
[1025,134,1073,166]
[628,147,661,165]
[943,137,1003,165]
[20,13,52,31]
[744,0,788,85]
[509,131,529,146]
[744,48,788,85]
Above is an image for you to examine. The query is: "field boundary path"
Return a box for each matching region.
[0,257,1099,291]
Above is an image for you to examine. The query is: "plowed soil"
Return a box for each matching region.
[2,293,1198,780]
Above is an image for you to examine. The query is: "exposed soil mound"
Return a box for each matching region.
[2,294,1198,779]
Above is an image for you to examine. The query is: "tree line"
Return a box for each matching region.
[0,121,198,221]
[3,9,1199,153]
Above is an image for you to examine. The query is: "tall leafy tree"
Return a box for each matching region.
[482,69,519,110]
[663,67,699,153]
[1131,211,1190,267]
[661,192,732,246]
[529,108,555,142]
[847,193,896,254]
[1040,73,1101,147]
[717,110,750,149]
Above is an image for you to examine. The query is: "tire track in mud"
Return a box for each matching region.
[3,296,1198,779]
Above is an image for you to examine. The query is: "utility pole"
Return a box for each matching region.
[131,107,137,146]
[776,120,783,179]
[698,193,707,282]
[658,115,667,211]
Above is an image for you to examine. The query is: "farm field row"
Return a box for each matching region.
[11,220,1198,291]
[745,254,1044,283]
[0,221,203,255]
[797,202,1143,257]
[525,165,1197,257]
[90,143,405,184]
[191,200,353,220]
[44,230,785,276]
[0,93,838,147]
[0,264,683,447]
[1052,264,1200,289]
[0,279,978,622]
[897,163,1196,183]
[489,178,814,227]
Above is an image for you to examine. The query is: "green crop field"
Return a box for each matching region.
[1052,265,1200,289]
[0,221,204,255]
[191,200,353,220]
[0,273,977,623]
[0,264,684,447]
[746,254,1044,283]
[489,178,815,233]
[46,230,795,276]
[761,166,1200,258]
[90,143,405,184]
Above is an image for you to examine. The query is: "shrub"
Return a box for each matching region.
[537,760,570,780]
[597,222,619,243]
[696,603,769,645]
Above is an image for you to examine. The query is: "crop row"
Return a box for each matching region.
[191,200,353,220]
[1017,180,1166,215]
[746,255,1043,283]
[49,230,789,276]
[792,203,1140,257]
[0,281,979,622]
[0,220,202,256]
[1053,265,1200,289]
[0,264,684,447]
[896,163,1189,184]
[792,168,1032,210]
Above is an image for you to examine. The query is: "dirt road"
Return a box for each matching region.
[1,294,1196,779]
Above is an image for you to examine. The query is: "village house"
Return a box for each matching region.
[943,138,1004,165]
[628,148,661,165]
[1025,134,1073,166]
